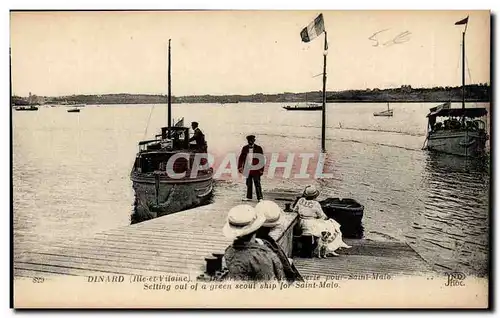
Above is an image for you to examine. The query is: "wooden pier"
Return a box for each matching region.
[14,191,436,280]
[294,239,435,278]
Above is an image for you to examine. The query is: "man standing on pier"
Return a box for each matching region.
[238,135,264,202]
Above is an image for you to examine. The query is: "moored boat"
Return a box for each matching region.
[15,105,38,111]
[425,106,488,157]
[14,92,39,111]
[283,92,323,111]
[373,103,393,117]
[130,40,214,224]
[423,17,489,158]
[283,103,323,111]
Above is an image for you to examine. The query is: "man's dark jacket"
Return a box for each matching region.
[238,144,265,177]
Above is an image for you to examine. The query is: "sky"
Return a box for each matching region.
[10,10,490,97]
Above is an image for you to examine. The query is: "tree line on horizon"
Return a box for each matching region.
[11,83,490,105]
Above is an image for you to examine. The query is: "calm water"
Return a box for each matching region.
[13,102,490,276]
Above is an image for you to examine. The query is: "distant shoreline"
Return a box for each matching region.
[11,84,490,106]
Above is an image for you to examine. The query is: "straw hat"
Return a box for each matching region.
[222,205,266,240]
[255,200,282,228]
[303,185,320,199]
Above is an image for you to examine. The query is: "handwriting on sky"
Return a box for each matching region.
[369,29,412,47]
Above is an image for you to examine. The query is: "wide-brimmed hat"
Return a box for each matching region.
[303,185,320,199]
[222,205,266,240]
[255,200,282,228]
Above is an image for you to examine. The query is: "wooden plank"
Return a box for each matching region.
[18,252,205,274]
[23,244,221,266]
[295,261,429,275]
[13,261,121,277]
[94,232,232,244]
[17,239,230,262]
[23,250,209,269]
[14,267,83,278]
[22,240,229,259]
[20,239,229,258]
[293,239,435,278]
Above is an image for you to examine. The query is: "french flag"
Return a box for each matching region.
[300,13,325,43]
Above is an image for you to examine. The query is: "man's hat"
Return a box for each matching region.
[246,135,256,141]
[191,121,199,126]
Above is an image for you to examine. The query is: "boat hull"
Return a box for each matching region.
[130,170,214,224]
[283,106,322,111]
[426,130,488,158]
[15,107,38,111]
[319,198,365,239]
[373,110,393,117]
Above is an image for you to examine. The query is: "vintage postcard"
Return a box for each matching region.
[11,10,491,308]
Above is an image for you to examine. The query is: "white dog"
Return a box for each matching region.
[324,219,351,256]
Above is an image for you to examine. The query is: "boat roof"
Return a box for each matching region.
[427,107,488,118]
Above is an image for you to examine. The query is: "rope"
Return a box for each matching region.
[143,104,155,139]
[465,55,478,108]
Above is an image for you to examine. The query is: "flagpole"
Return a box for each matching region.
[167,39,172,136]
[321,31,327,152]
[461,29,465,111]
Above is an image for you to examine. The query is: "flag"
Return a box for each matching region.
[300,13,325,43]
[455,16,469,25]
[174,117,184,127]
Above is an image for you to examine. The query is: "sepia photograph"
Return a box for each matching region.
[10,9,491,308]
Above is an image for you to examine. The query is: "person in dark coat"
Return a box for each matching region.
[255,200,304,282]
[238,135,264,201]
[189,122,207,151]
[222,205,286,281]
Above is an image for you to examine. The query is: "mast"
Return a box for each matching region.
[461,31,465,110]
[9,48,12,106]
[321,31,327,152]
[167,39,172,135]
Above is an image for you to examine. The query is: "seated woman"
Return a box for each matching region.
[254,200,304,282]
[293,185,351,250]
[222,205,286,281]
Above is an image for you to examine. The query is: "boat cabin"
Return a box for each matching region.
[133,126,207,175]
[427,107,488,133]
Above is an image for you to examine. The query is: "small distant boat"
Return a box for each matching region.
[373,103,393,117]
[67,103,85,113]
[283,92,323,111]
[283,103,323,111]
[15,105,38,111]
[14,92,39,111]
